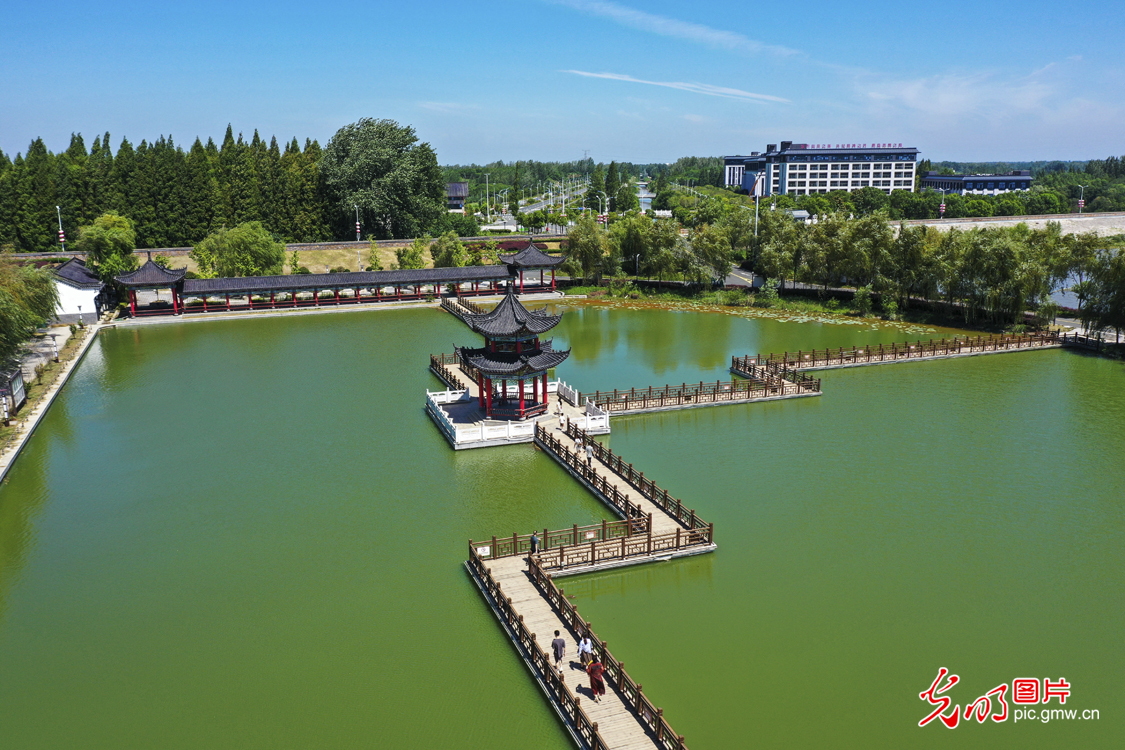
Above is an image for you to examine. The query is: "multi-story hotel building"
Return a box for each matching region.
[723,141,920,197]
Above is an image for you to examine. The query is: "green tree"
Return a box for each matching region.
[191,221,284,278]
[431,231,468,268]
[365,241,383,271]
[320,118,444,240]
[73,212,138,283]
[395,236,429,270]
[565,213,609,282]
[690,224,734,281]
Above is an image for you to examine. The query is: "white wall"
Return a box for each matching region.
[55,281,100,321]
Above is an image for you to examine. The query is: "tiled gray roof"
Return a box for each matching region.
[462,285,561,337]
[456,340,570,376]
[54,258,102,289]
[115,260,187,287]
[500,240,566,268]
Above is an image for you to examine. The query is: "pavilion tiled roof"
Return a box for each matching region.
[499,240,566,268]
[456,340,570,377]
[53,258,103,289]
[462,284,561,338]
[115,260,187,287]
[181,265,513,296]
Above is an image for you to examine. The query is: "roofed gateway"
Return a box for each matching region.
[455,286,570,420]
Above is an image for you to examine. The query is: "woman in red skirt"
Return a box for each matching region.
[586,656,606,702]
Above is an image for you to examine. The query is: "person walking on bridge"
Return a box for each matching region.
[551,630,566,669]
[530,532,540,556]
[585,441,594,468]
[578,635,593,666]
[586,654,606,702]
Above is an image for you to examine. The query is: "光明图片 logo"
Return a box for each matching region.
[919,669,1099,727]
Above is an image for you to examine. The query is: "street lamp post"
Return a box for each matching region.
[354,204,361,241]
[484,174,491,222]
[56,205,65,251]
[1077,184,1088,214]
[938,189,948,219]
[49,334,58,362]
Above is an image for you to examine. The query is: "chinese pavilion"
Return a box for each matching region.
[456,286,570,420]
[499,240,566,293]
[115,258,187,316]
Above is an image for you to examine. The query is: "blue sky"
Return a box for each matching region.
[2,0,1121,164]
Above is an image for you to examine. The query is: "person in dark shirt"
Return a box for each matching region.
[551,630,566,668]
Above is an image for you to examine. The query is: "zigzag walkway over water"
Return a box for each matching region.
[465,423,714,750]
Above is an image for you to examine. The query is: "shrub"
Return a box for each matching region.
[757,278,780,308]
[853,285,873,316]
[881,297,899,320]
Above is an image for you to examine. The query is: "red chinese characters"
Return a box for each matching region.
[919,668,961,728]
[1013,678,1040,704]
[1044,677,1071,705]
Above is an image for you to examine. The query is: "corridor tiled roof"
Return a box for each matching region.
[181,265,512,296]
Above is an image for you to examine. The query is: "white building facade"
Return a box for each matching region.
[724,141,919,197]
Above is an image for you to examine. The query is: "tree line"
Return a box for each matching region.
[564,193,1125,335]
[0,119,461,253]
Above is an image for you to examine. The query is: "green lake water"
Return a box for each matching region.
[0,304,1121,748]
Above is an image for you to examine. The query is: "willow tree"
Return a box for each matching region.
[0,256,59,359]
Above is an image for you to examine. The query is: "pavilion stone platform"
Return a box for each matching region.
[427,283,609,450]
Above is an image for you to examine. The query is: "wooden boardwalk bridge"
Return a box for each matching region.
[465,422,714,750]
[731,331,1065,377]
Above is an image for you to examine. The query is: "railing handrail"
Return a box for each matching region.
[517,550,691,749]
[541,422,714,535]
[466,550,616,750]
[734,331,1062,374]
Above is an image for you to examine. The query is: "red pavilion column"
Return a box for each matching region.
[486,377,493,416]
[540,269,544,287]
[519,377,525,417]
[551,269,556,291]
[543,372,548,403]
[520,270,524,294]
[313,290,319,306]
[270,291,275,308]
[129,290,136,316]
[247,293,253,310]
[203,296,208,312]
[533,375,538,407]
[335,289,340,304]
[226,294,230,311]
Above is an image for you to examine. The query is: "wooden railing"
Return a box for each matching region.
[466,552,614,750]
[1060,331,1110,351]
[524,551,692,750]
[577,374,820,413]
[535,424,663,528]
[733,331,1063,374]
[543,422,714,537]
[471,517,652,563]
[440,295,488,321]
[429,353,466,390]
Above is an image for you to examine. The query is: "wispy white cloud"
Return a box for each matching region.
[549,0,798,57]
[562,70,789,103]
